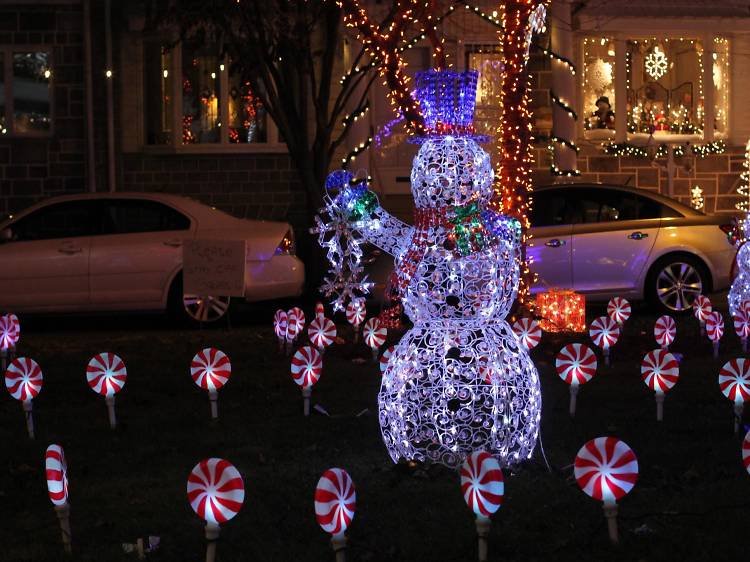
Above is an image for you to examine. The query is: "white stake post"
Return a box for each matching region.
[655,390,664,421]
[302,387,312,417]
[700,320,706,337]
[604,347,611,367]
[55,503,72,554]
[208,389,218,419]
[277,336,284,354]
[105,395,117,429]
[603,501,619,544]
[353,325,360,344]
[569,384,579,417]
[734,401,744,434]
[205,522,220,562]
[371,346,379,363]
[1,349,6,372]
[23,399,34,439]
[743,337,748,354]
[712,341,719,359]
[331,533,347,562]
[475,515,490,562]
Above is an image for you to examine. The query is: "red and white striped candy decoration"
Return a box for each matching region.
[641,349,679,393]
[190,348,232,391]
[512,318,542,350]
[308,317,336,349]
[706,311,724,342]
[291,346,322,389]
[315,468,356,537]
[5,357,43,401]
[654,315,676,347]
[187,458,244,525]
[742,300,750,317]
[743,431,750,475]
[574,437,638,503]
[0,314,19,350]
[273,309,288,339]
[45,444,69,506]
[460,451,504,518]
[86,353,127,396]
[556,344,597,386]
[734,310,750,339]
[315,302,325,320]
[345,300,365,327]
[607,297,631,324]
[718,358,750,403]
[363,317,386,350]
[286,309,299,342]
[380,345,394,375]
[589,316,620,350]
[290,307,306,333]
[693,295,712,322]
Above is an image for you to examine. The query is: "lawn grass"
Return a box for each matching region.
[2,294,749,562]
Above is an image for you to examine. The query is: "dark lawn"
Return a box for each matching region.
[2,294,749,562]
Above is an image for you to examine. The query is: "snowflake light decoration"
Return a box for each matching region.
[691,185,704,211]
[588,58,613,93]
[645,47,669,80]
[316,70,541,469]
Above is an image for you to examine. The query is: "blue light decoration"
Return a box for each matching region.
[312,70,541,469]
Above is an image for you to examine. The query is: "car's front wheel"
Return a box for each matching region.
[645,254,709,314]
[168,273,232,324]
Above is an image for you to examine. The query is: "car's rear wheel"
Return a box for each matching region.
[646,254,709,314]
[168,273,232,324]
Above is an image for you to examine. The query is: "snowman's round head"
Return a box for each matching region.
[410,136,494,209]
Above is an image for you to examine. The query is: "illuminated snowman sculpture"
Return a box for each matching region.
[729,219,750,317]
[317,70,540,469]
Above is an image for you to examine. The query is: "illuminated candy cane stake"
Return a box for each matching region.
[187,458,244,562]
[273,309,288,353]
[574,437,638,543]
[556,344,597,417]
[190,348,232,419]
[641,349,679,421]
[308,317,337,353]
[291,346,322,416]
[607,297,631,325]
[460,451,504,562]
[693,295,712,337]
[45,444,72,553]
[718,358,750,434]
[706,311,724,358]
[5,357,43,438]
[734,308,750,353]
[315,302,326,321]
[589,316,620,366]
[86,353,127,429]
[654,315,676,350]
[315,468,356,562]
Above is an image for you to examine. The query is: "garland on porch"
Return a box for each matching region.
[602,140,726,159]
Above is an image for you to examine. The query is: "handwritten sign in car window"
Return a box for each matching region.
[183,240,246,297]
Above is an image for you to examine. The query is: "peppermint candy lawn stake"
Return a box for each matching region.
[285,309,299,355]
[362,317,387,362]
[380,345,394,375]
[693,295,712,336]
[309,317,337,353]
[460,451,504,562]
[734,309,750,353]
[273,309,288,353]
[589,316,620,366]
[86,353,127,429]
[316,301,326,320]
[556,343,598,417]
[190,348,232,419]
[45,444,72,553]
[5,356,42,438]
[512,317,542,351]
[718,358,750,434]
[315,468,356,562]
[654,315,676,350]
[187,458,244,562]
[641,349,679,421]
[291,346,323,416]
[574,437,638,543]
[743,430,750,475]
[0,313,20,371]
[607,297,631,325]
[345,299,365,342]
[290,307,306,343]
[706,311,724,358]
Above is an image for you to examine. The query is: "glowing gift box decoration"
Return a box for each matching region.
[535,289,586,333]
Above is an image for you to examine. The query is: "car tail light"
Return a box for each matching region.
[720,223,739,246]
[275,229,296,256]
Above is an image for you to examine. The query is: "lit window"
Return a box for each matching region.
[582,38,616,135]
[0,49,52,135]
[466,44,503,139]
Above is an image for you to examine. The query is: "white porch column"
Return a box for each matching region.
[550,0,577,174]
[614,37,627,143]
[702,34,715,142]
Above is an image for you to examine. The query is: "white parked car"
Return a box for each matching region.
[0,193,304,322]
[528,184,737,313]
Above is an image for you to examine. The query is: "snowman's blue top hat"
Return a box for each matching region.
[411,69,488,143]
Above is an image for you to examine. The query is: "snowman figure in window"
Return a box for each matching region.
[315,70,541,468]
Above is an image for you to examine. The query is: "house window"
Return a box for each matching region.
[466,44,503,139]
[582,38,616,134]
[0,48,52,136]
[144,41,271,149]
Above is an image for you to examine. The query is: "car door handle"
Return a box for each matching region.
[163,240,182,248]
[545,238,566,248]
[58,247,82,254]
[628,231,648,240]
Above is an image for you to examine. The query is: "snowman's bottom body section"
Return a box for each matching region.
[378,319,541,469]
[728,245,750,317]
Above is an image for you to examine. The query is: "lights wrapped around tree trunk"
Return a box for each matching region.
[535,289,586,333]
